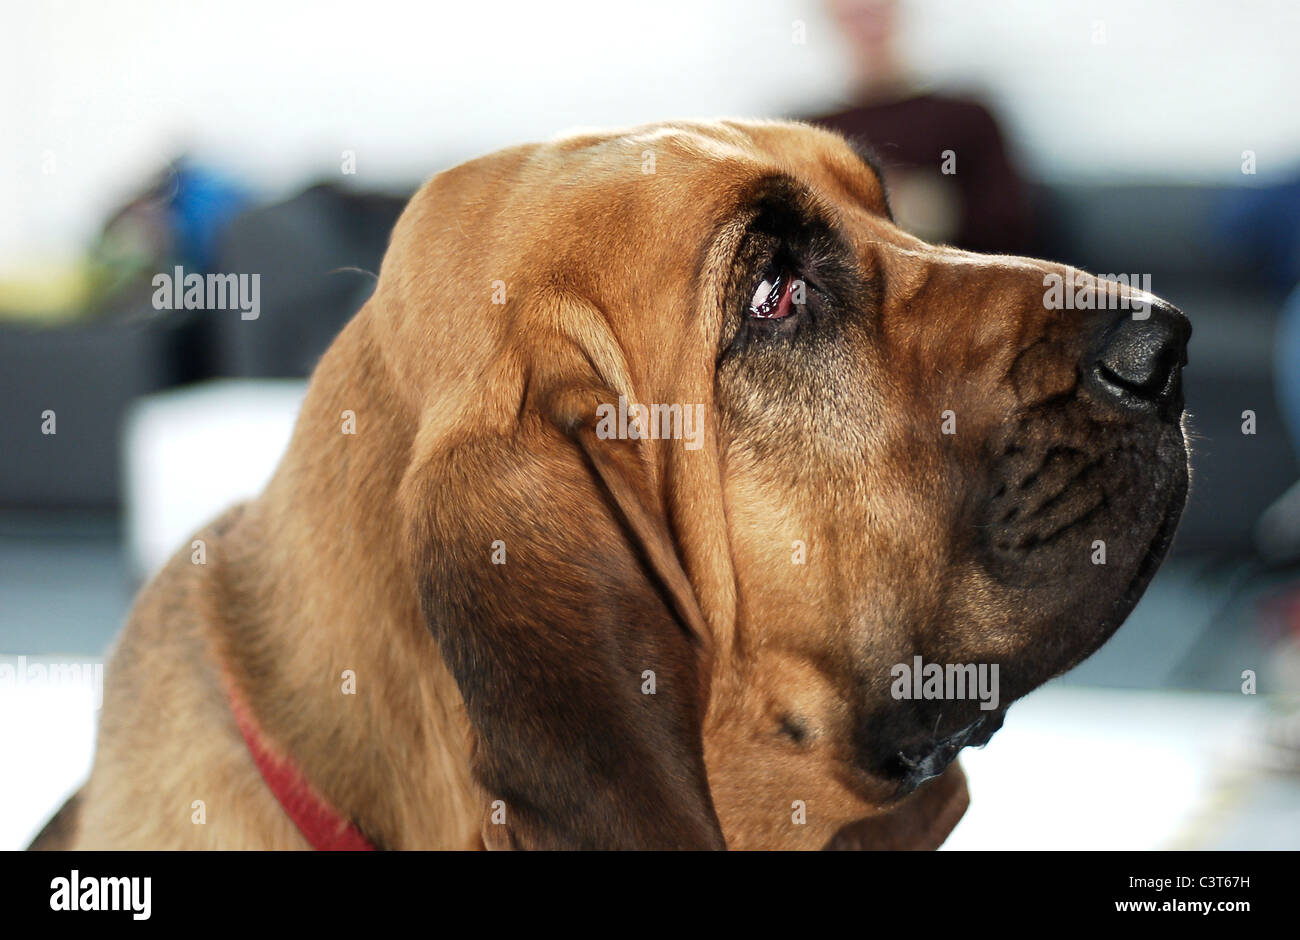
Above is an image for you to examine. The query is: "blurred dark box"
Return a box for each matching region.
[0,310,203,509]
[0,182,409,512]
[209,183,409,378]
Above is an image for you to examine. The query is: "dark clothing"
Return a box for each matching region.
[813,92,1033,254]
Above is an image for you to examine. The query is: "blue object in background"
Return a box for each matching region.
[1277,283,1300,446]
[1213,175,1300,445]
[1214,177,1300,294]
[166,159,253,273]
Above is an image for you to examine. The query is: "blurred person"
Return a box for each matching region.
[809,0,1033,254]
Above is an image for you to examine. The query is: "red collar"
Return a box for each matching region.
[225,674,375,851]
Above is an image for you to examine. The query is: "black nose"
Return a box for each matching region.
[1087,302,1190,417]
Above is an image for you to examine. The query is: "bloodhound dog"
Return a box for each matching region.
[33,119,1190,851]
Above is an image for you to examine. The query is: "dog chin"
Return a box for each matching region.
[869,464,1185,803]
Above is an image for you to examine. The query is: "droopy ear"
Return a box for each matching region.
[403,379,726,850]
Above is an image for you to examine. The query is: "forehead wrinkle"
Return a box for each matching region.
[698,210,752,352]
[628,121,887,221]
[534,287,639,402]
[815,148,891,218]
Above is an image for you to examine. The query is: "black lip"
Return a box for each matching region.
[889,710,1005,797]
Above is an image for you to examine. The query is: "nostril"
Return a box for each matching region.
[1088,305,1189,412]
[1097,321,1177,395]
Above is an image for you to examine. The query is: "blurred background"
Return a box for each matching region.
[3,0,1300,850]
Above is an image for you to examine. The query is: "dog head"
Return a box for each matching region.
[378,120,1189,848]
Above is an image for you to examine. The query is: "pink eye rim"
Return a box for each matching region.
[747,269,795,319]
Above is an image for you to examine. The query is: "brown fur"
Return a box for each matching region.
[39,120,1188,850]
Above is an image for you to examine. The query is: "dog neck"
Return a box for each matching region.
[223,667,374,850]
[213,310,481,849]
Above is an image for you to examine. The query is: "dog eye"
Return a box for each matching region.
[748,267,794,319]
